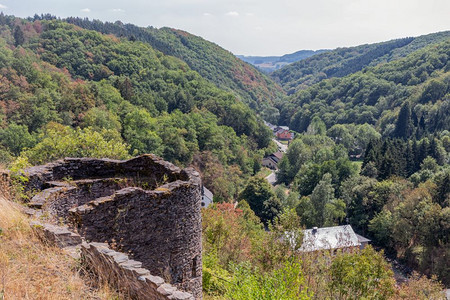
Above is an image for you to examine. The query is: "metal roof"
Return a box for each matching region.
[272,151,284,160]
[355,233,371,243]
[299,225,360,252]
[202,186,213,200]
[263,156,279,164]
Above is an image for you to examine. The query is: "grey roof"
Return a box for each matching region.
[299,225,360,252]
[263,152,283,164]
[202,186,213,200]
[355,233,371,243]
[272,151,284,160]
[263,156,279,164]
[264,121,277,130]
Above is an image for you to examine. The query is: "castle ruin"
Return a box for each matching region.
[21,154,202,299]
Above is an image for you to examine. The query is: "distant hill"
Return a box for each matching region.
[237,49,329,73]
[272,31,450,95]
[279,39,450,136]
[57,17,286,116]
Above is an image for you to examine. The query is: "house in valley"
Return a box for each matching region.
[276,129,294,141]
[264,120,277,131]
[298,225,363,253]
[355,233,371,250]
[201,186,214,208]
[262,151,284,170]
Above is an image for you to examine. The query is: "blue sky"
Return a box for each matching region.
[3,0,450,55]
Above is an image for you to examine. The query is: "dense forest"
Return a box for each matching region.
[272,31,450,95]
[0,15,275,202]
[0,13,448,299]
[268,32,450,288]
[24,14,286,122]
[278,40,450,136]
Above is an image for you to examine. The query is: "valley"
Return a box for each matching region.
[0,12,448,300]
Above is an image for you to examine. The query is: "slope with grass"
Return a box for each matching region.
[0,195,119,299]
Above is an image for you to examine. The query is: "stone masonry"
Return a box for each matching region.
[22,154,202,299]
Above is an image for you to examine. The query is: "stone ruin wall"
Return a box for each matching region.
[20,154,202,299]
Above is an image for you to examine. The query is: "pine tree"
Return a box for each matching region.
[114,77,134,100]
[393,102,413,139]
[434,171,450,207]
[13,25,25,47]
[405,141,416,176]
[394,139,407,177]
[412,139,420,171]
[417,138,430,167]
[363,139,381,170]
[418,115,426,138]
[379,148,395,179]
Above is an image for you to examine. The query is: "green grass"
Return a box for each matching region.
[258,168,273,178]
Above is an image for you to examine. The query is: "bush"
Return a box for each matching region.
[18,123,130,165]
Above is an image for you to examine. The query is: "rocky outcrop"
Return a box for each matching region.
[22,155,202,299]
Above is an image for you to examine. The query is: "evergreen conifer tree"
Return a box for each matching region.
[13,26,25,47]
[394,102,413,139]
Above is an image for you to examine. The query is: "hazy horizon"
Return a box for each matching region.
[3,0,450,56]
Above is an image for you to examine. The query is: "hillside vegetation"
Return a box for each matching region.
[0,15,274,201]
[1,13,449,298]
[271,34,450,286]
[52,16,287,118]
[279,39,450,136]
[272,31,450,94]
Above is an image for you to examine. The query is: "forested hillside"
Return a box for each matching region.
[270,35,450,285]
[0,15,274,201]
[37,16,288,120]
[279,39,450,136]
[272,31,450,94]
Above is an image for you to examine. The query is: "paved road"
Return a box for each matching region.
[265,171,277,185]
[273,139,288,153]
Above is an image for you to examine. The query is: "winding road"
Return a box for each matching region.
[272,139,288,153]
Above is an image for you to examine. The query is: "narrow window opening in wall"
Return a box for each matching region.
[192,256,198,277]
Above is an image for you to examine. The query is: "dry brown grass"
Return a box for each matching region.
[0,196,120,300]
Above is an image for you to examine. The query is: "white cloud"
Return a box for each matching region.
[245,12,254,17]
[0,4,7,9]
[111,8,125,12]
[81,8,91,13]
[225,11,239,17]
[203,12,212,17]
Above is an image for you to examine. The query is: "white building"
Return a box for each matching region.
[201,186,214,208]
[299,225,362,252]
